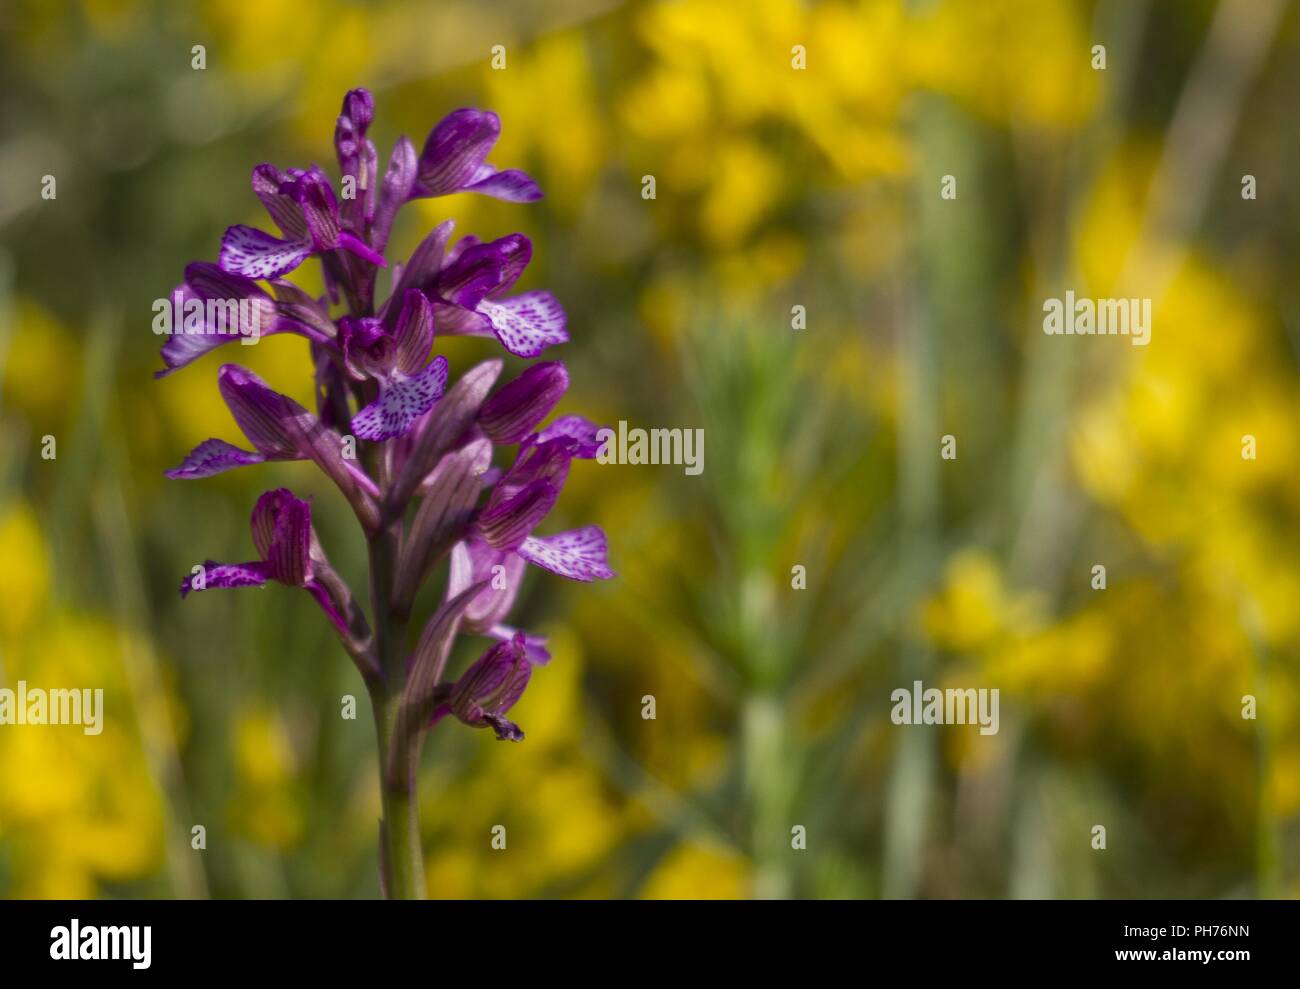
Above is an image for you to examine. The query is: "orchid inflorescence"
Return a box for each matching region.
[157,88,613,895]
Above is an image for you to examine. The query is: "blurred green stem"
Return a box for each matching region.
[368,513,424,899]
[743,692,793,899]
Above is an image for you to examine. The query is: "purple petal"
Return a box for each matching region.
[217,364,305,458]
[448,538,525,630]
[430,300,495,338]
[444,234,481,266]
[496,434,576,498]
[448,633,531,738]
[337,230,387,267]
[479,291,568,358]
[305,580,350,636]
[351,357,449,442]
[372,135,418,252]
[335,89,376,230]
[251,164,308,241]
[292,169,344,252]
[462,165,542,203]
[156,263,280,376]
[249,488,313,585]
[220,224,311,280]
[480,234,532,298]
[434,237,516,308]
[517,526,615,581]
[181,560,272,597]
[477,478,557,551]
[416,108,501,197]
[389,220,454,301]
[165,438,266,479]
[478,361,568,444]
[535,414,604,458]
[489,624,551,665]
[389,289,434,374]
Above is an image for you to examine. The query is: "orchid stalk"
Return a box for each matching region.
[159,89,614,899]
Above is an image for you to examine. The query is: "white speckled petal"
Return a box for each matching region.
[351,357,449,441]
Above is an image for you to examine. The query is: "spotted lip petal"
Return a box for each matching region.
[516,526,614,582]
[351,356,449,442]
[180,560,271,597]
[165,438,266,479]
[478,292,568,358]
[220,225,313,280]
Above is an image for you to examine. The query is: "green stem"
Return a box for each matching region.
[372,681,423,899]
[368,511,424,899]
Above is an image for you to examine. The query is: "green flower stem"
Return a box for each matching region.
[368,512,425,900]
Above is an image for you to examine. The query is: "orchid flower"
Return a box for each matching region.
[159,88,613,900]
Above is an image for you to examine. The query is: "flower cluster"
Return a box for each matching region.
[161,89,613,744]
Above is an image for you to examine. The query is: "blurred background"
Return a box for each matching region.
[1,0,1299,899]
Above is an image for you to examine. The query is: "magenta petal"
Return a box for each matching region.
[389,289,435,374]
[416,108,500,196]
[478,361,568,444]
[158,331,245,378]
[220,224,311,280]
[479,291,568,358]
[448,538,525,630]
[249,488,312,586]
[430,300,495,338]
[337,230,387,267]
[489,624,551,665]
[372,135,418,252]
[180,560,272,597]
[535,414,604,458]
[305,580,350,636]
[218,364,304,458]
[389,220,454,301]
[463,166,542,203]
[165,438,266,479]
[351,357,449,441]
[477,479,557,551]
[251,163,308,241]
[447,633,531,739]
[293,169,343,251]
[516,526,614,581]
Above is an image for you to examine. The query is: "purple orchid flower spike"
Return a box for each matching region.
[429,633,532,741]
[221,164,386,280]
[180,488,349,635]
[159,87,609,900]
